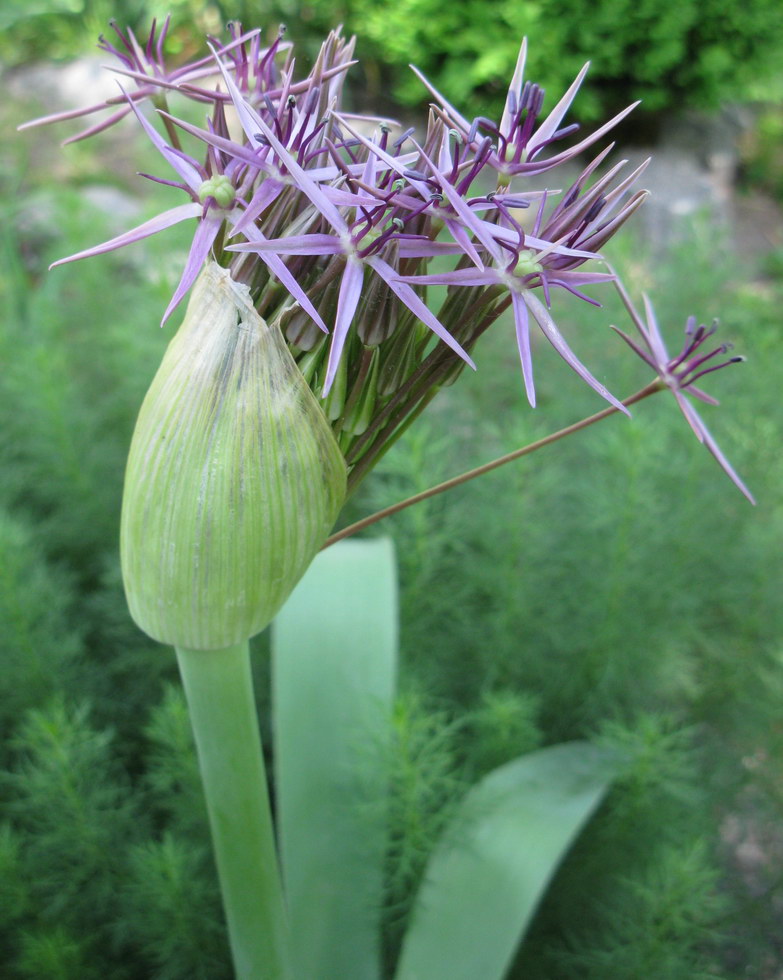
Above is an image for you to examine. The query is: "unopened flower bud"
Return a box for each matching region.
[342,348,379,435]
[321,347,348,421]
[295,336,328,386]
[357,244,400,346]
[377,321,424,397]
[281,302,325,351]
[120,262,346,650]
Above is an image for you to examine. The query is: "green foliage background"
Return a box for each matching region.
[2,22,783,980]
[2,0,783,118]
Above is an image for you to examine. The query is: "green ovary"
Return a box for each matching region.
[198,175,236,209]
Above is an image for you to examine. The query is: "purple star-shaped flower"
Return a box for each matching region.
[411,38,639,180]
[611,278,755,503]
[47,89,264,325]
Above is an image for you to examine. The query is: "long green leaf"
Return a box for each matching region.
[272,537,398,980]
[394,741,619,980]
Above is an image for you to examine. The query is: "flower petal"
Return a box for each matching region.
[527,61,589,155]
[444,218,485,270]
[366,256,476,369]
[50,202,202,268]
[529,101,641,171]
[121,85,203,191]
[476,218,598,262]
[229,233,342,256]
[160,113,273,174]
[228,177,286,237]
[323,257,365,395]
[522,290,629,414]
[640,294,671,367]
[676,396,756,503]
[242,225,329,333]
[511,291,536,406]
[161,214,222,324]
[401,268,494,288]
[499,39,529,137]
[407,64,471,133]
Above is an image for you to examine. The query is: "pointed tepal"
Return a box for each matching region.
[121,262,347,649]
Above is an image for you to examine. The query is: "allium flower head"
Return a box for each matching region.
[23,23,656,488]
[611,279,755,504]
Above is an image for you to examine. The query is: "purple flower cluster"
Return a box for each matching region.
[23,21,751,497]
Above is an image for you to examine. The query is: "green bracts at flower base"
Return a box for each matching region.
[120,261,347,650]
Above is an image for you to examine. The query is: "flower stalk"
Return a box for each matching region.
[326,380,662,546]
[176,641,290,980]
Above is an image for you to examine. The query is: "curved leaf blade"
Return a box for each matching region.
[394,741,619,980]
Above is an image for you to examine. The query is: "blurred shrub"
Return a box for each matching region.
[0,509,83,755]
[741,105,783,202]
[345,0,783,119]
[353,223,783,975]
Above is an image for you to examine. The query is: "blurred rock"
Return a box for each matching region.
[625,146,723,249]
[7,56,123,113]
[82,185,142,224]
[625,108,782,256]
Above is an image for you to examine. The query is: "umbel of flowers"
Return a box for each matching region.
[23,19,753,649]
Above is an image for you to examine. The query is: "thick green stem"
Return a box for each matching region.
[176,642,290,980]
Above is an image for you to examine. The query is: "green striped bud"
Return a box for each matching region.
[120,262,347,650]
